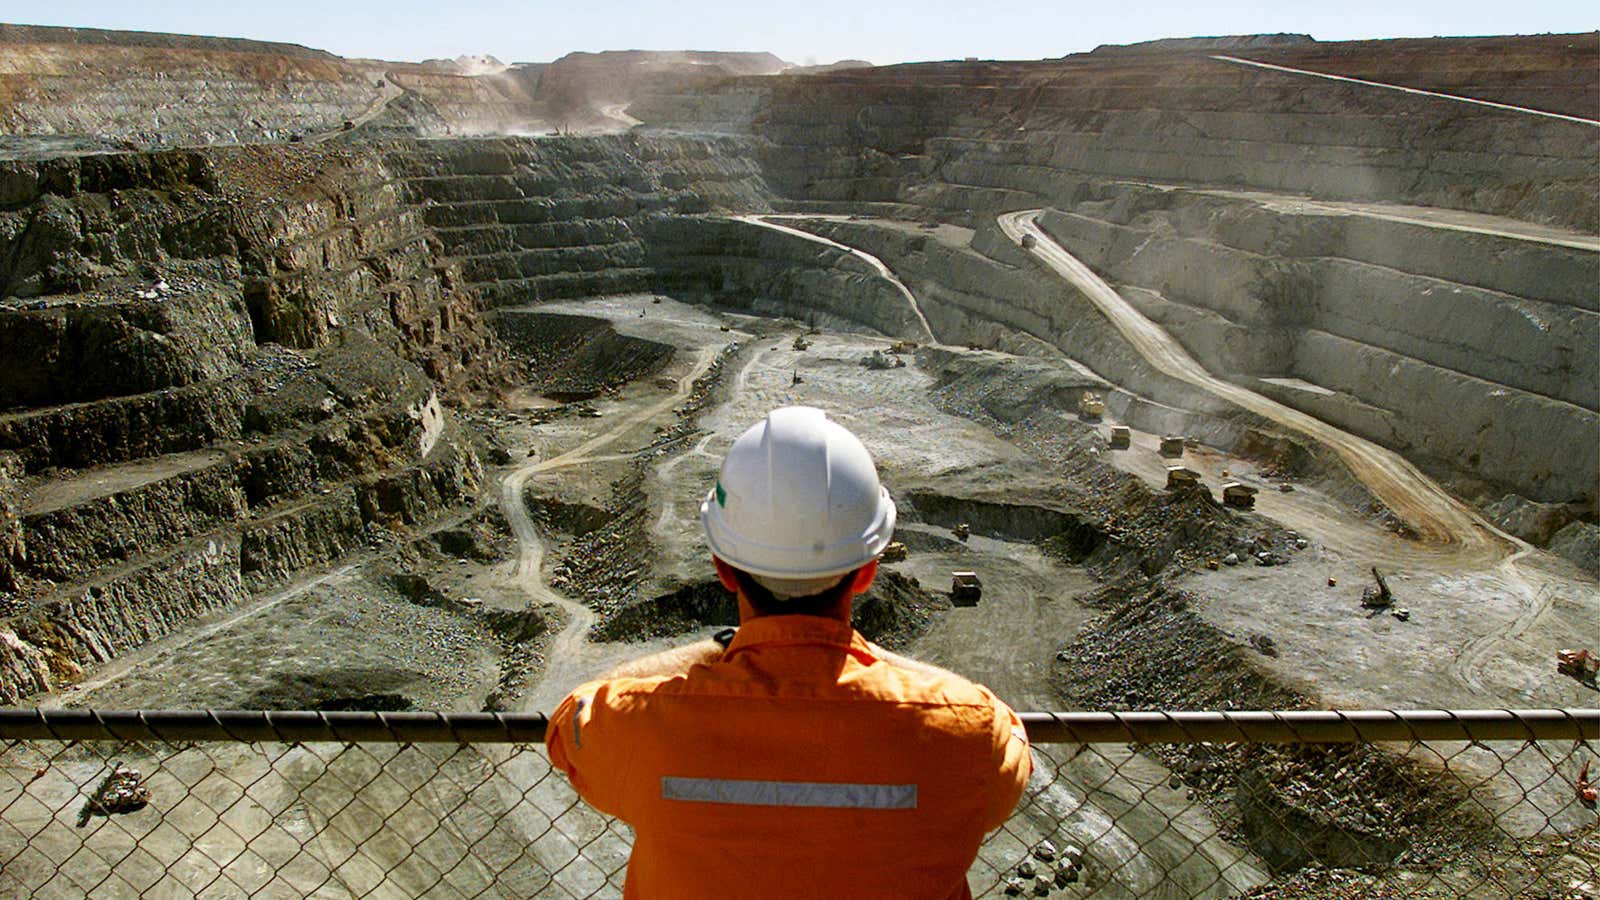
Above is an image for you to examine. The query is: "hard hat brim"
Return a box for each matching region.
[700,485,897,581]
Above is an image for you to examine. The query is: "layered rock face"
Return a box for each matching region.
[656,35,1598,230]
[385,135,778,308]
[632,35,1597,511]
[0,31,1595,698]
[381,136,946,337]
[0,24,546,155]
[0,131,927,700]
[0,144,500,701]
[1030,190,1598,506]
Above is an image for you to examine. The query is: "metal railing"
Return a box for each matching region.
[2,708,1594,898]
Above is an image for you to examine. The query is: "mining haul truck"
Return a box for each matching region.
[1222,482,1258,509]
[951,571,982,607]
[1166,466,1203,491]
[1078,391,1105,420]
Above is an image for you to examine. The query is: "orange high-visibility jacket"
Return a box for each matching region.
[547,615,1032,899]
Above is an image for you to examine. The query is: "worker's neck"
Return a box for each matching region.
[736,594,853,625]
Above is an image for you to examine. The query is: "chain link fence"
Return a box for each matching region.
[1,709,1594,898]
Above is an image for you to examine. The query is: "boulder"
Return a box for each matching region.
[1549,521,1600,578]
[1484,494,1582,546]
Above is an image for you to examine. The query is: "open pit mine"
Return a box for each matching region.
[0,22,1596,899]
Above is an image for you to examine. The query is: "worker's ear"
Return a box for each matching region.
[713,557,741,593]
[848,560,879,595]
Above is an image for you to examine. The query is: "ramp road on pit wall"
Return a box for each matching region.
[1211,55,1600,127]
[729,214,938,343]
[996,210,1551,696]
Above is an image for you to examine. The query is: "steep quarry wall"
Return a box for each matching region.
[384,135,777,308]
[1029,191,1599,508]
[1234,34,1600,121]
[0,143,501,702]
[381,135,944,336]
[790,217,1249,446]
[0,131,951,701]
[640,37,1598,232]
[632,38,1597,510]
[0,24,549,155]
[643,217,930,337]
[0,25,387,150]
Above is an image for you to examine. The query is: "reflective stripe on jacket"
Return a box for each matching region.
[547,615,1032,899]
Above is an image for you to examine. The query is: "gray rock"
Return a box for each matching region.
[1485,494,1583,546]
[1549,520,1600,578]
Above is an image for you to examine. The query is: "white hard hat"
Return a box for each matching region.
[701,406,896,587]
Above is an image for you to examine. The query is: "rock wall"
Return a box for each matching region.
[385,135,777,308]
[0,24,551,154]
[791,217,1245,444]
[2,31,1595,695]
[0,142,504,702]
[638,37,1598,232]
[496,312,676,397]
[633,46,1597,509]
[1031,191,1599,507]
[642,216,930,338]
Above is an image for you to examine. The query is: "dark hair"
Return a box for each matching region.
[731,567,859,618]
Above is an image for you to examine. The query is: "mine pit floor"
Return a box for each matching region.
[34,288,1596,895]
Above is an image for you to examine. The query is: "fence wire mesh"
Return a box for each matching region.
[0,710,1594,899]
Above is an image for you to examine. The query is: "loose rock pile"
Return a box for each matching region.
[1055,584,1491,875]
[77,764,150,827]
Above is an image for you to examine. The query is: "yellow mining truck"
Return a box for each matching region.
[1078,391,1105,420]
[1165,465,1203,491]
[1222,482,1258,509]
[951,571,982,606]
[1158,435,1185,458]
[1108,425,1131,449]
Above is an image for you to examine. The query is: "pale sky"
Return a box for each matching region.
[4,0,1595,65]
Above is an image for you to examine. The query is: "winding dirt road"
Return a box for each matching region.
[306,76,404,144]
[998,210,1517,553]
[997,210,1554,696]
[730,214,938,342]
[501,345,722,713]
